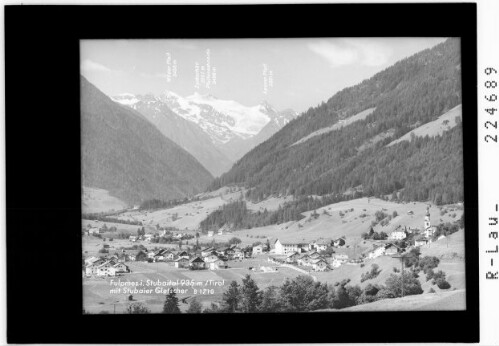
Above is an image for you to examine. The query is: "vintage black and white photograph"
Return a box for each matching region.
[81,37,465,314]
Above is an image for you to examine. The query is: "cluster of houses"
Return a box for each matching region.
[269,250,350,272]
[84,242,270,277]
[128,230,192,243]
[84,255,130,277]
[273,237,346,256]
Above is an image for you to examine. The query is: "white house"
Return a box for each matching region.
[129,235,137,242]
[207,231,214,237]
[367,245,386,259]
[312,240,330,252]
[144,234,153,242]
[330,258,344,268]
[88,227,100,235]
[253,245,264,255]
[233,251,244,260]
[113,263,129,273]
[389,230,407,240]
[274,239,305,255]
[205,257,226,270]
[95,261,117,277]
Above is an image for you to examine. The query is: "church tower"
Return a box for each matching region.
[424,205,434,238]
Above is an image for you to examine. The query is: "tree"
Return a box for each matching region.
[279,276,330,312]
[163,290,181,313]
[385,272,423,298]
[186,298,203,313]
[126,302,150,314]
[228,237,242,245]
[136,250,148,262]
[222,281,241,313]
[331,279,357,309]
[259,286,282,312]
[240,275,262,312]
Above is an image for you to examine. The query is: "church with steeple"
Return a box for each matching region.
[423,205,436,239]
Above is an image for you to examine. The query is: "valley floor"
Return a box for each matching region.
[82,190,466,313]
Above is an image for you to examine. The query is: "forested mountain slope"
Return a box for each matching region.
[81,76,213,204]
[209,38,462,205]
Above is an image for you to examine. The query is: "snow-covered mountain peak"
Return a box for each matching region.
[111,89,297,146]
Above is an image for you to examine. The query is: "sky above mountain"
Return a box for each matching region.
[81,38,446,113]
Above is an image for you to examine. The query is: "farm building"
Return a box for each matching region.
[308,251,321,260]
[174,257,189,268]
[96,261,117,277]
[207,231,214,237]
[310,258,328,271]
[177,251,190,259]
[296,254,310,266]
[205,257,227,270]
[286,252,300,263]
[189,257,205,270]
[84,256,99,266]
[384,244,399,256]
[129,236,137,242]
[203,254,220,263]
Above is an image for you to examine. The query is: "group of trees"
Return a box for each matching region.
[82,213,143,226]
[208,38,463,206]
[361,227,389,241]
[203,273,423,313]
[123,262,455,314]
[200,194,362,231]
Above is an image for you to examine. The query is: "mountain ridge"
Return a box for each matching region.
[81,76,214,204]
[209,38,463,205]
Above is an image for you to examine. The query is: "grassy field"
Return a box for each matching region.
[325,289,466,311]
[82,235,180,257]
[82,186,128,214]
[387,104,462,147]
